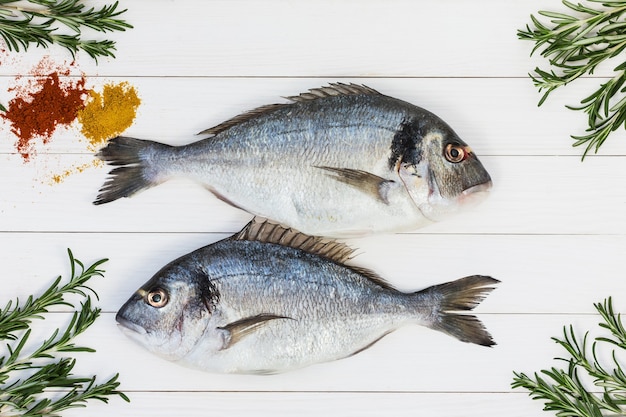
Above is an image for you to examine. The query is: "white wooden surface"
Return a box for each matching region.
[2,1,625,416]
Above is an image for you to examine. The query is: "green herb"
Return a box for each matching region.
[519,0,626,158]
[512,297,626,417]
[0,249,129,417]
[0,0,132,62]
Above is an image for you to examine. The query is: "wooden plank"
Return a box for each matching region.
[2,77,625,156]
[22,313,599,393]
[0,232,623,314]
[62,391,546,417]
[1,1,624,416]
[1,153,625,235]
[0,0,558,78]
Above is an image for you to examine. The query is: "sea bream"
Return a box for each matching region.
[94,83,492,237]
[116,219,499,375]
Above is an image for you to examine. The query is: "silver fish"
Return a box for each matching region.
[116,219,499,375]
[95,83,492,237]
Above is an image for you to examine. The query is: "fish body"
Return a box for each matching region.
[116,219,498,375]
[96,84,492,237]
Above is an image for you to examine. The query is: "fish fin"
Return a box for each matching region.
[347,266,396,291]
[316,166,394,204]
[236,219,393,289]
[93,136,173,205]
[285,83,381,103]
[205,187,247,211]
[347,330,393,358]
[420,275,499,347]
[197,83,380,136]
[234,217,357,264]
[219,314,292,349]
[198,104,288,135]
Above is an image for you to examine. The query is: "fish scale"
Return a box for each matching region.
[116,219,499,375]
[95,83,491,237]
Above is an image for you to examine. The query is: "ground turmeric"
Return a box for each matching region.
[77,82,140,149]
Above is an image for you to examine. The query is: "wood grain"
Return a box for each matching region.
[1,1,624,416]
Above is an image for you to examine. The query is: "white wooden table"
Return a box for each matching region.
[2,1,625,416]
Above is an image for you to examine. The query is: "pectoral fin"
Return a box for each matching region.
[219,314,293,350]
[317,166,394,204]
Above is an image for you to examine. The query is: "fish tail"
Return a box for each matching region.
[93,136,173,205]
[418,275,499,347]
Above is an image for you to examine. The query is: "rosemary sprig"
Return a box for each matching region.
[0,0,132,61]
[512,297,626,417]
[519,0,626,158]
[0,249,129,417]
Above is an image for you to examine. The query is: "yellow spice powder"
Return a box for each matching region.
[50,159,104,184]
[77,81,141,149]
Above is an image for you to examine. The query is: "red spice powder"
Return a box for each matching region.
[1,63,88,161]
[0,45,15,67]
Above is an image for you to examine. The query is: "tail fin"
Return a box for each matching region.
[420,275,499,347]
[93,136,173,205]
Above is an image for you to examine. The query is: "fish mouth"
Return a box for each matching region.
[116,314,147,336]
[459,180,492,206]
[463,180,492,196]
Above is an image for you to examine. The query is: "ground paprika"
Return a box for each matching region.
[2,70,88,161]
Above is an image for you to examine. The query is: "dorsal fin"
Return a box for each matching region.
[198,83,381,136]
[198,104,288,135]
[347,266,397,291]
[284,83,381,103]
[233,217,356,264]
[232,218,396,290]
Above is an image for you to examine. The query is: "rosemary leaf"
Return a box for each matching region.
[0,0,132,62]
[0,249,129,417]
[513,297,626,416]
[519,0,626,158]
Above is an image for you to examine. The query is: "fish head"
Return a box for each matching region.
[395,119,492,222]
[116,264,217,361]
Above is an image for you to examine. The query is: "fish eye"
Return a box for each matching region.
[444,143,466,163]
[146,288,169,308]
